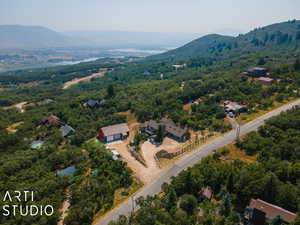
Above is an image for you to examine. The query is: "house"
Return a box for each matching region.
[31,140,44,150]
[83,99,105,108]
[244,199,297,225]
[60,125,75,137]
[223,101,248,116]
[42,115,60,126]
[198,187,213,201]
[254,77,275,86]
[143,71,151,76]
[57,166,76,176]
[246,67,268,77]
[172,64,186,71]
[141,118,187,142]
[98,123,130,143]
[39,99,54,105]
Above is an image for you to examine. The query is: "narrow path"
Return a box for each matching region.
[96,99,300,225]
[57,189,71,225]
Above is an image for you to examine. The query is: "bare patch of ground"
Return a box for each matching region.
[3,101,28,113]
[222,144,257,163]
[5,121,24,133]
[63,70,106,89]
[57,189,70,225]
[183,103,193,112]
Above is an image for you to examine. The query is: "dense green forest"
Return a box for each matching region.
[0,20,300,225]
[109,106,300,225]
[149,20,300,61]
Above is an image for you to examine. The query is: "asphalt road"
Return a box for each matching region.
[97,99,300,225]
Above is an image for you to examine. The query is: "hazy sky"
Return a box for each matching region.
[1,0,300,34]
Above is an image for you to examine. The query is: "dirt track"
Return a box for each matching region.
[63,71,105,89]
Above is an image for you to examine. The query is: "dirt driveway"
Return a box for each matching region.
[107,136,183,184]
[63,71,106,89]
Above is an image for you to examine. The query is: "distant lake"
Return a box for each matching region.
[54,47,173,66]
[55,57,100,65]
[108,48,168,54]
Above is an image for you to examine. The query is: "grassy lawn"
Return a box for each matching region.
[237,97,299,124]
[220,144,257,163]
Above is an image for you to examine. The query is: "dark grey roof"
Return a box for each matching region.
[83,99,105,108]
[147,118,186,138]
[84,99,99,107]
[60,125,75,137]
[40,99,54,105]
[148,120,160,130]
[165,124,186,138]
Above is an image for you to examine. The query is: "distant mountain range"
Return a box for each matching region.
[149,20,300,61]
[0,25,201,50]
[64,30,201,49]
[0,25,87,49]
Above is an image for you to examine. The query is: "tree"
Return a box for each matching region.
[107,84,115,98]
[179,194,198,215]
[296,31,300,40]
[220,193,232,217]
[271,215,285,225]
[165,187,177,213]
[155,125,165,143]
[258,57,266,65]
[263,173,280,204]
[294,59,300,71]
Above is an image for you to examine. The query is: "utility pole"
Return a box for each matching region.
[129,196,135,225]
[236,120,241,142]
[131,196,135,213]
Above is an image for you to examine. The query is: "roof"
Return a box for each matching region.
[148,118,186,138]
[60,125,75,137]
[199,187,213,199]
[31,140,44,149]
[249,199,297,223]
[42,115,60,124]
[165,123,186,138]
[224,101,247,111]
[57,166,76,176]
[40,99,54,105]
[255,77,274,82]
[148,120,160,130]
[100,123,129,137]
[247,67,267,72]
[83,99,105,107]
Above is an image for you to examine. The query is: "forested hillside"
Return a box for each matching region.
[149,20,300,61]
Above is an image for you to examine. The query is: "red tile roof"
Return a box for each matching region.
[42,115,60,124]
[249,199,297,223]
[255,77,274,82]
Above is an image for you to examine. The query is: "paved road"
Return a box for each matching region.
[97,99,300,225]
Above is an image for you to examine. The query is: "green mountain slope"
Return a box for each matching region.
[149,20,300,61]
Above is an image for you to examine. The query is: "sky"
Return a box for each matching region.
[1,0,300,35]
